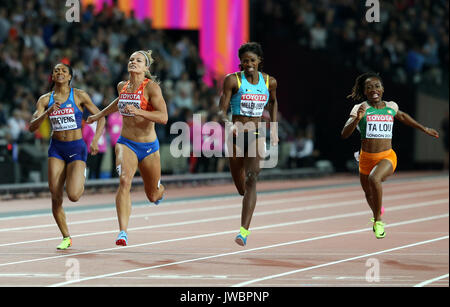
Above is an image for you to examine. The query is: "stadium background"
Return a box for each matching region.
[0,0,448,187]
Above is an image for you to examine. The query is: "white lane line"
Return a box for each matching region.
[232,236,449,287]
[0,189,446,248]
[0,207,446,269]
[1,179,447,222]
[47,215,448,287]
[413,274,449,287]
[0,183,446,235]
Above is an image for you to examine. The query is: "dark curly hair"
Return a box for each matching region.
[238,42,264,71]
[347,72,383,101]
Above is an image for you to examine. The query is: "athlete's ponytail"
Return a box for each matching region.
[137,50,160,84]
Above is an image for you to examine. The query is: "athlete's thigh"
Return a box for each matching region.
[115,143,138,181]
[138,151,161,190]
[370,159,394,182]
[65,160,87,194]
[48,157,66,196]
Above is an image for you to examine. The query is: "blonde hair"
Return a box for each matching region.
[136,50,159,84]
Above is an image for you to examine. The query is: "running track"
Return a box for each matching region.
[0,171,447,288]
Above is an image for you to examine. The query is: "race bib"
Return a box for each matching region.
[365,114,394,139]
[49,107,77,131]
[240,94,267,117]
[118,93,142,117]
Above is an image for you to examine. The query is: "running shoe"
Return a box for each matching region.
[56,237,72,250]
[115,230,128,246]
[371,218,386,239]
[235,227,250,246]
[154,196,164,205]
[235,233,247,246]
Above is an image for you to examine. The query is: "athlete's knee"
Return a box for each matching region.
[245,171,259,186]
[118,174,133,190]
[67,188,83,202]
[368,173,382,185]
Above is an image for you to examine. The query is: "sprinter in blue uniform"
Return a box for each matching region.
[218,42,279,246]
[29,63,105,250]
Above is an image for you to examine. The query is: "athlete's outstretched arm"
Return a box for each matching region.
[395,110,439,138]
[86,82,124,124]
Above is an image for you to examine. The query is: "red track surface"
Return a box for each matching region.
[0,171,448,288]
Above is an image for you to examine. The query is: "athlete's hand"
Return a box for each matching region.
[124,105,141,116]
[424,127,439,138]
[86,114,100,124]
[356,104,367,121]
[46,101,61,115]
[90,140,99,155]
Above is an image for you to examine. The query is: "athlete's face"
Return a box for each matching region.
[239,52,260,74]
[364,77,384,103]
[52,64,71,85]
[128,52,148,74]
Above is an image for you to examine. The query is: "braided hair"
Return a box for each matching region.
[347,72,383,101]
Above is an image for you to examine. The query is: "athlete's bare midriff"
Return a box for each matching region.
[121,117,157,142]
[361,138,392,153]
[51,129,83,142]
[232,115,263,133]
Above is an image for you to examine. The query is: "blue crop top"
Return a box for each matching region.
[230,71,270,117]
[47,88,83,131]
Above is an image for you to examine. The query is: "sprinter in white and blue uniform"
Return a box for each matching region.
[29,63,105,250]
[218,42,279,246]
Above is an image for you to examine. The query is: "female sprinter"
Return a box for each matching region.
[29,63,105,250]
[218,42,279,246]
[86,50,167,246]
[341,72,439,239]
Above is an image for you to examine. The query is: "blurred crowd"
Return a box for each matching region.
[0,0,448,182]
[254,0,449,85]
[0,0,227,180]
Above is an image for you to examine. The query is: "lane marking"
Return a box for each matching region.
[232,236,449,287]
[47,215,448,287]
[0,193,447,248]
[1,177,446,221]
[0,185,446,233]
[414,274,449,287]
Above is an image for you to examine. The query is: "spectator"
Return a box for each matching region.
[8,109,27,142]
[288,129,315,168]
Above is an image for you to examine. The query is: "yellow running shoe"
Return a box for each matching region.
[371,218,385,239]
[57,237,72,250]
